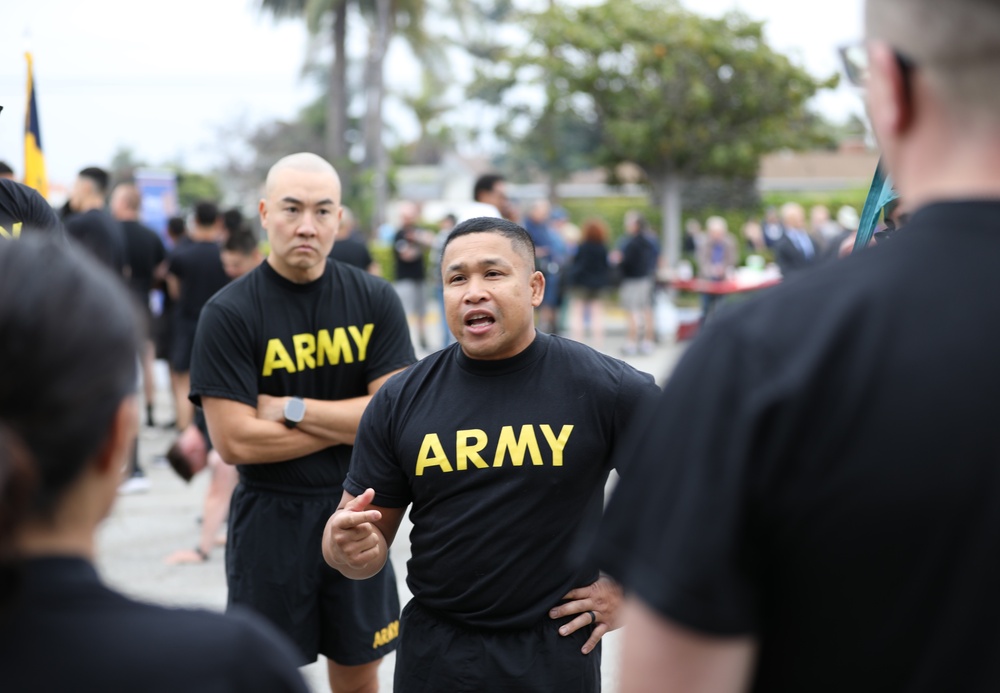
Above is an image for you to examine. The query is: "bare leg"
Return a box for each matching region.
[569,298,585,341]
[200,454,238,551]
[142,340,156,425]
[625,309,639,353]
[327,658,381,693]
[590,299,605,348]
[166,451,239,565]
[173,371,194,431]
[416,315,427,350]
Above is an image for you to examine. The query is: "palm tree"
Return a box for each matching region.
[260,0,474,226]
[258,0,350,166]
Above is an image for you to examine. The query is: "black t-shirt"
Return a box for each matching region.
[0,557,308,693]
[330,238,373,271]
[344,332,659,629]
[619,233,656,278]
[65,209,126,274]
[122,220,166,302]
[571,241,610,289]
[393,226,426,281]
[168,240,229,322]
[597,200,1000,692]
[0,178,63,239]
[189,259,415,488]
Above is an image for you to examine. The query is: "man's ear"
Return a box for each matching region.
[867,42,914,141]
[258,198,268,227]
[530,271,546,308]
[93,397,138,477]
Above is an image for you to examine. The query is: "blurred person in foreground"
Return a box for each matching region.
[0,177,63,239]
[0,237,307,692]
[323,217,659,692]
[596,1,1000,691]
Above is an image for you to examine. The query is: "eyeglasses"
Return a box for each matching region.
[839,43,869,87]
[838,41,917,89]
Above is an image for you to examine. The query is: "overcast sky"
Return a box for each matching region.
[0,0,866,187]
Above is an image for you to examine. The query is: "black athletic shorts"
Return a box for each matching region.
[226,480,401,666]
[394,600,601,693]
[153,311,174,361]
[170,316,197,372]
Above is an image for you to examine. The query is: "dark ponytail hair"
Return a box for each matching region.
[0,237,142,603]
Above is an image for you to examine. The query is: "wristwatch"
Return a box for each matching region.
[283,397,306,429]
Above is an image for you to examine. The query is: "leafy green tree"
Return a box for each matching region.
[259,0,471,226]
[484,0,837,265]
[173,169,222,210]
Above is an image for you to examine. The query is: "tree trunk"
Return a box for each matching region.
[325,0,349,166]
[364,0,392,229]
[655,171,683,270]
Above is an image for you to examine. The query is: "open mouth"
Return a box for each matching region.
[465,313,496,329]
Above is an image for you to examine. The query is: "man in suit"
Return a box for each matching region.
[773,202,818,276]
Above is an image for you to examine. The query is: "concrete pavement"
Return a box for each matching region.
[96,317,688,692]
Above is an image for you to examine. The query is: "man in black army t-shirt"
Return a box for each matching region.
[594,1,1000,692]
[0,178,63,240]
[65,167,127,276]
[189,153,415,693]
[167,202,228,433]
[324,217,659,692]
[111,182,167,427]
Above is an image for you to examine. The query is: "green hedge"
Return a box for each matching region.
[370,243,396,282]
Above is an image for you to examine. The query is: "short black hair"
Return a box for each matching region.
[194,201,219,227]
[473,174,505,202]
[78,167,110,195]
[0,162,13,176]
[442,217,536,268]
[223,229,258,255]
[165,440,196,483]
[222,208,244,235]
[166,216,187,239]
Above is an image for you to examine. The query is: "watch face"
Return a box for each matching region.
[285,397,306,423]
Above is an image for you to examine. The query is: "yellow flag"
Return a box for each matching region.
[24,52,49,199]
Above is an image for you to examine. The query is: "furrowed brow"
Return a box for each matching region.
[445,257,508,273]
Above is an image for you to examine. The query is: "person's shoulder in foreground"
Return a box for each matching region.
[0,557,309,693]
[0,178,64,239]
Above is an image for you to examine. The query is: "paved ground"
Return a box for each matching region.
[96,306,689,692]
